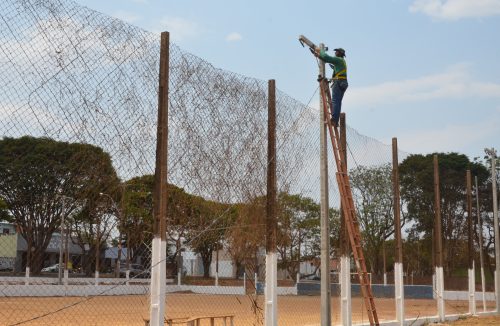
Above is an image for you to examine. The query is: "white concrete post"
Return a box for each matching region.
[149,237,167,326]
[436,266,445,322]
[264,253,277,326]
[481,266,486,312]
[254,272,258,295]
[469,261,476,315]
[394,262,405,325]
[95,271,99,286]
[383,272,387,286]
[126,270,130,286]
[24,267,30,285]
[64,269,69,286]
[340,256,351,326]
[432,273,436,296]
[215,271,219,287]
[243,272,246,293]
[177,270,181,286]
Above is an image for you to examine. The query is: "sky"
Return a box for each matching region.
[74,0,500,161]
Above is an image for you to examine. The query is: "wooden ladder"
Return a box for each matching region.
[319,78,379,326]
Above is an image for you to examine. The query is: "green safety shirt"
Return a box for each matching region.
[319,49,347,79]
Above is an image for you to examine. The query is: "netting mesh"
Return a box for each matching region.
[1,0,496,325]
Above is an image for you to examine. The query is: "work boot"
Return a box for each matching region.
[330,117,338,128]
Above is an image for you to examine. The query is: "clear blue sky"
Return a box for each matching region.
[75,0,500,160]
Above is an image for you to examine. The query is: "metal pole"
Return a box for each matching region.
[58,200,65,285]
[265,79,277,326]
[475,176,487,312]
[318,43,331,326]
[150,31,170,326]
[434,155,445,321]
[491,155,500,314]
[392,137,404,325]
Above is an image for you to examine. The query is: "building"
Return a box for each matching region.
[0,222,83,272]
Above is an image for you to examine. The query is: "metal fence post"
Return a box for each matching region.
[318,43,331,326]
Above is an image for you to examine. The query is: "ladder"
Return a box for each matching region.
[319,78,380,326]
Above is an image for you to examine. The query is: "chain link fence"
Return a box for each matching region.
[0,0,498,325]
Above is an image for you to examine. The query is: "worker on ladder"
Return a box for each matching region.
[314,47,348,127]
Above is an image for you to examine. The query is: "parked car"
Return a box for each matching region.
[0,258,14,271]
[119,264,150,278]
[41,264,59,273]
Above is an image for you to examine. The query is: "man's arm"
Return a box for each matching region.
[315,48,342,65]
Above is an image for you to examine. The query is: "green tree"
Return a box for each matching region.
[276,193,340,281]
[120,175,201,271]
[399,153,489,274]
[187,198,233,278]
[0,136,118,274]
[350,164,395,275]
[0,198,11,222]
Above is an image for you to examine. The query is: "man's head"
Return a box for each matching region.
[334,48,346,57]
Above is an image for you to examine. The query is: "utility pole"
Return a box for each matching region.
[265,79,278,326]
[475,176,487,312]
[318,43,331,326]
[485,148,499,314]
[150,31,170,326]
[434,155,445,321]
[392,138,404,325]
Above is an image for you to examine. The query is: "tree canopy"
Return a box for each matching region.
[0,136,119,273]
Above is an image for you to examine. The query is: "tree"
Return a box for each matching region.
[0,136,118,274]
[399,153,489,274]
[187,197,233,278]
[277,193,319,280]
[225,198,265,279]
[350,163,396,274]
[0,198,11,222]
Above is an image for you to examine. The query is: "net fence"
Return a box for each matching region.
[0,0,497,325]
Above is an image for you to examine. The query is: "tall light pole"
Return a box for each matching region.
[318,43,331,326]
[485,148,499,313]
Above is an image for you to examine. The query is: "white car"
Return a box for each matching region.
[41,264,59,273]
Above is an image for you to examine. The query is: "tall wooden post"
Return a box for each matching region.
[434,155,445,321]
[466,170,476,314]
[150,31,169,326]
[392,137,404,325]
[339,113,351,326]
[475,176,487,311]
[265,79,278,326]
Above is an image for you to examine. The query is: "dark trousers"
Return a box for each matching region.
[331,79,348,124]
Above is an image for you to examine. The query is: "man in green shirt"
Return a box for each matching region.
[315,47,348,127]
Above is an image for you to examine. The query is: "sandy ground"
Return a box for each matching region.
[0,294,497,326]
[438,315,500,325]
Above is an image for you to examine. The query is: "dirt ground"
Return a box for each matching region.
[0,294,497,325]
[438,315,500,325]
